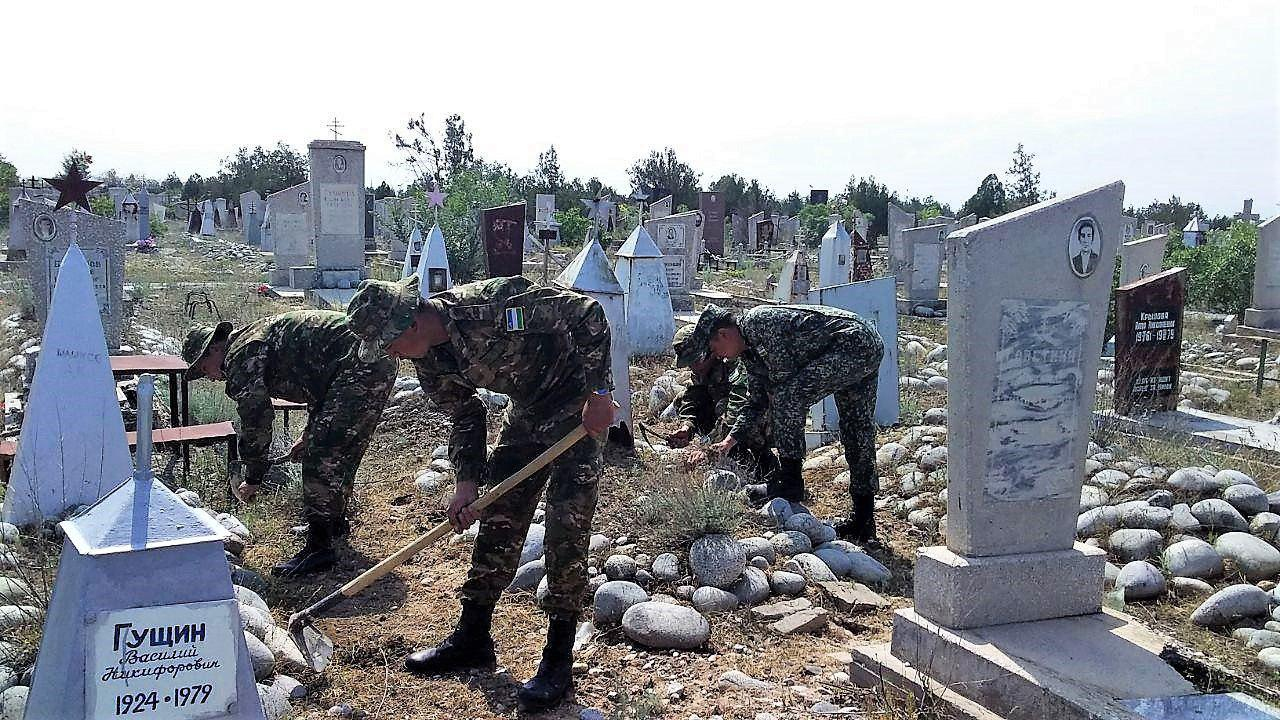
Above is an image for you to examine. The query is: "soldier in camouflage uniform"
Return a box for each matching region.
[668,325,779,494]
[183,311,397,577]
[345,274,615,712]
[685,304,884,541]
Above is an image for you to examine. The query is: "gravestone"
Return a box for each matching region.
[818,216,851,288]
[535,193,556,225]
[121,193,140,244]
[1235,198,1260,225]
[850,230,873,282]
[774,250,811,303]
[136,191,151,243]
[755,217,775,252]
[778,215,799,248]
[644,210,701,297]
[365,191,375,241]
[308,140,366,289]
[900,223,947,302]
[871,184,1202,720]
[200,200,216,236]
[1243,216,1280,329]
[699,191,725,255]
[614,226,675,355]
[213,198,228,228]
[107,187,128,218]
[809,189,828,205]
[414,223,452,296]
[556,240,633,438]
[1114,267,1186,415]
[650,195,673,220]
[265,182,313,286]
[401,225,424,279]
[24,379,265,719]
[1181,217,1206,247]
[747,211,766,252]
[7,194,54,260]
[853,213,870,243]
[482,203,525,278]
[239,190,263,246]
[807,276,900,428]
[1120,215,1138,243]
[187,206,201,234]
[1118,233,1168,285]
[887,202,915,268]
[4,244,133,527]
[730,213,747,253]
[25,202,126,350]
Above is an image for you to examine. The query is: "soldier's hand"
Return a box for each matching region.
[447,481,480,533]
[687,449,708,467]
[667,425,693,449]
[709,437,738,456]
[234,482,259,503]
[582,393,616,438]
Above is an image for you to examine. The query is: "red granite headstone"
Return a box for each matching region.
[699,191,725,255]
[851,230,874,281]
[482,202,525,278]
[1114,267,1186,414]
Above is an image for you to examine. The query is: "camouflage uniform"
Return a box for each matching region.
[221,310,397,522]
[672,360,776,482]
[407,277,612,616]
[725,305,883,499]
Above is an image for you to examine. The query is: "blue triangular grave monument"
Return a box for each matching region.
[25,377,265,719]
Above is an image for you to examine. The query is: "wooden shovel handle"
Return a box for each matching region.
[298,425,588,619]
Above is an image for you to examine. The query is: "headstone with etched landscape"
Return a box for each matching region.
[1114,267,1186,415]
[24,201,126,349]
[308,139,366,289]
[5,244,133,526]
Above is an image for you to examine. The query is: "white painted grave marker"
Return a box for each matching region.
[614,227,675,355]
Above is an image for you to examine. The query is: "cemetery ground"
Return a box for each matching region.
[0,224,1278,719]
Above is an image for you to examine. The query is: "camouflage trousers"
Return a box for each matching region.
[769,330,883,499]
[301,357,397,522]
[462,410,602,616]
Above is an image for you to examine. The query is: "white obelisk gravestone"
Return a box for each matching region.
[557,240,633,437]
[3,244,132,527]
[415,223,453,298]
[614,226,675,356]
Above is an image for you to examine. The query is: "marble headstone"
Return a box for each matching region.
[1118,233,1168,286]
[5,244,133,526]
[900,223,947,302]
[1114,267,1186,415]
[644,209,701,297]
[556,240,632,436]
[265,181,314,286]
[24,201,126,349]
[914,181,1123,629]
[650,195,673,220]
[730,213,747,253]
[887,202,915,269]
[774,250,811,304]
[200,200,216,236]
[807,276,900,427]
[614,226,675,356]
[1243,215,1280,329]
[239,190,263,246]
[482,203,526,278]
[7,193,54,259]
[308,140,366,289]
[747,211,766,252]
[818,216,851,288]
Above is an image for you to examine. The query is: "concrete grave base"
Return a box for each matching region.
[853,607,1198,720]
[1096,408,1280,460]
[289,265,318,289]
[897,297,947,316]
[912,543,1105,629]
[1242,309,1280,331]
[846,642,1008,720]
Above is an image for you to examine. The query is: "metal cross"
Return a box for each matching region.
[328,117,344,140]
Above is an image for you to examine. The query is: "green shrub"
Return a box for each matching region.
[1164,222,1258,314]
[148,215,167,239]
[634,469,744,547]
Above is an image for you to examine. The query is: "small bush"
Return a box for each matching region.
[634,468,744,547]
[1164,222,1258,314]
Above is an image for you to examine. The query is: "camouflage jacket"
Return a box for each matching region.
[410,276,613,487]
[222,310,365,482]
[673,360,762,443]
[729,304,877,443]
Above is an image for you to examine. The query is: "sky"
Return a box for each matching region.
[3,1,1277,217]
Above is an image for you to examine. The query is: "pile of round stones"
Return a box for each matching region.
[1071,453,1280,673]
[897,338,948,393]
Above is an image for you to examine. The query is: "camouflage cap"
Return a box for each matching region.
[346,274,422,363]
[672,324,701,368]
[182,321,233,379]
[683,304,734,366]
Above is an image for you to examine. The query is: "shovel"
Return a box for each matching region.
[286,424,589,672]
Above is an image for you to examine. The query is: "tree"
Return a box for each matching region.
[442,114,476,180]
[61,149,92,177]
[182,173,204,200]
[839,176,895,240]
[0,154,17,225]
[709,174,778,216]
[1005,143,1051,211]
[162,173,183,195]
[627,148,702,210]
[533,145,565,192]
[781,191,804,216]
[1131,196,1206,233]
[371,181,396,200]
[960,173,1007,219]
[213,143,307,198]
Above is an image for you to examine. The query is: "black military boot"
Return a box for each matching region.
[405,601,497,675]
[775,457,806,502]
[271,519,336,577]
[517,614,577,712]
[837,491,878,544]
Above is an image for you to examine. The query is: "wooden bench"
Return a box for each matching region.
[0,422,238,482]
[271,398,308,432]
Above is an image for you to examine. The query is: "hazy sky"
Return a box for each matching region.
[4,1,1277,216]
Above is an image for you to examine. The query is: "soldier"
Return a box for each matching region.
[183,310,397,577]
[667,325,779,496]
[684,304,884,541]
[345,274,615,712]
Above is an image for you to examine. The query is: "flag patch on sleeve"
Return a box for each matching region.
[505,307,526,331]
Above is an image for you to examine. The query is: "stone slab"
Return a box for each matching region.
[912,543,1105,628]
[1243,309,1280,331]
[889,608,1195,720]
[1096,407,1280,460]
[1121,693,1280,719]
[847,641,1016,720]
